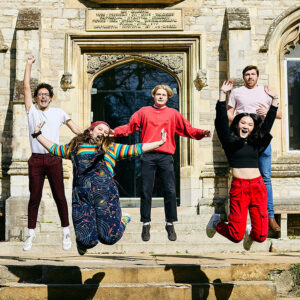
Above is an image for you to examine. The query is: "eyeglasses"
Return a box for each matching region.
[37,93,50,97]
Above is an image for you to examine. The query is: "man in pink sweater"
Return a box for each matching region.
[112,85,210,242]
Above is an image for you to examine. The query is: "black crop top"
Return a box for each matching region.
[215,101,277,168]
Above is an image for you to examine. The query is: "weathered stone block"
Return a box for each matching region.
[226,7,251,30]
[16,8,41,30]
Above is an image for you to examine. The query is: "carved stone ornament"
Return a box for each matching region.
[60,72,75,91]
[87,54,183,77]
[260,5,300,53]
[282,24,300,54]
[86,0,184,5]
[194,69,207,91]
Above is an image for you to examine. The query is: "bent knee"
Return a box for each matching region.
[230,235,244,243]
[251,234,267,243]
[99,238,118,245]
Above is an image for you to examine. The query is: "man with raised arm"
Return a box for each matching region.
[23,56,82,251]
[112,84,210,242]
[227,65,282,232]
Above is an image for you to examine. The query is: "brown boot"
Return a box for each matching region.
[269,217,280,232]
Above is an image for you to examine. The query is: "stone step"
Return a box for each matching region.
[192,281,277,300]
[36,222,207,234]
[0,281,277,300]
[0,262,291,284]
[0,239,271,255]
[0,282,192,300]
[31,230,267,245]
[0,265,232,284]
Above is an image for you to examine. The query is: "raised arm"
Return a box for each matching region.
[66,119,83,135]
[112,129,167,160]
[24,56,35,112]
[264,86,281,120]
[260,96,279,134]
[215,81,234,145]
[113,111,141,137]
[142,129,166,152]
[175,112,210,140]
[34,122,69,158]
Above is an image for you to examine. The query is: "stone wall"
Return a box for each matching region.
[0,0,299,238]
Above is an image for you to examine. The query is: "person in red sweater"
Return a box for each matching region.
[112,84,211,242]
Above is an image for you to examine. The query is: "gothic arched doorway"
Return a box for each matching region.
[91,61,180,205]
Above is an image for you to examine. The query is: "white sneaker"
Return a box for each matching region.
[206,214,221,238]
[243,225,253,251]
[23,233,36,251]
[62,232,72,251]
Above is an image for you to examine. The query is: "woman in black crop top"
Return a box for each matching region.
[206,80,279,251]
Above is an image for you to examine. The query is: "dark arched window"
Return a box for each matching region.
[91,61,180,202]
[285,42,300,150]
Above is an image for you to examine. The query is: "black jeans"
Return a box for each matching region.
[140,152,177,223]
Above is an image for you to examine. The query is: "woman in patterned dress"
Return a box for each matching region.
[32,120,166,255]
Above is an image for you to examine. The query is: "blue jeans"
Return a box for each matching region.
[258,144,274,218]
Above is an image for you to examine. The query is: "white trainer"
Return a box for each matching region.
[243,224,253,251]
[23,233,36,251]
[206,214,221,238]
[62,232,72,251]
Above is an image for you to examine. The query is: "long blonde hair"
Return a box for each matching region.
[66,129,113,157]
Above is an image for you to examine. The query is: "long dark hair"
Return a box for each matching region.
[230,113,262,144]
[66,129,114,158]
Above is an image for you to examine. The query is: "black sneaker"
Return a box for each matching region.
[77,244,87,256]
[165,224,177,241]
[141,224,150,242]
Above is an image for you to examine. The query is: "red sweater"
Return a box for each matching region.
[114,106,205,154]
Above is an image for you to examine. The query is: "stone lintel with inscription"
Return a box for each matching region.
[86,9,183,31]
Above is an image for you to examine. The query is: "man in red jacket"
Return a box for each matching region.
[112,85,211,242]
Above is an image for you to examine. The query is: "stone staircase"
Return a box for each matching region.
[0,260,292,300]
[3,206,300,255]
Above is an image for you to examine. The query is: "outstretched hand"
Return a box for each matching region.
[220,80,233,93]
[109,129,115,137]
[160,128,167,145]
[27,56,36,65]
[34,121,45,133]
[203,130,211,138]
[256,104,268,117]
[264,86,278,99]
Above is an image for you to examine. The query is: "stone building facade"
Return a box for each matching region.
[0,0,299,241]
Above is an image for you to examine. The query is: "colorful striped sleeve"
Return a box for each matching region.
[49,144,70,159]
[113,143,143,160]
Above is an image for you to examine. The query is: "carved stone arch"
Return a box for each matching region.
[86,53,183,85]
[262,5,300,157]
[281,22,300,54]
[260,5,300,53]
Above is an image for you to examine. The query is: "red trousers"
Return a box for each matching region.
[28,153,69,229]
[216,176,268,243]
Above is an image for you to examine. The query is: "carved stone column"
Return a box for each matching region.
[5,8,41,241]
[226,8,252,86]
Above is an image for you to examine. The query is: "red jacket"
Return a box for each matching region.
[114,106,205,154]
